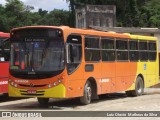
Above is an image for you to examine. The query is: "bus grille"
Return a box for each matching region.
[19,84,47,87]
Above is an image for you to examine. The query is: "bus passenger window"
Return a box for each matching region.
[148,42,156,61]
[85,50,100,61]
[116,40,128,50]
[102,51,115,61]
[101,38,115,62]
[139,41,148,61]
[116,39,128,61]
[129,40,139,61]
[85,36,100,62]
[0,39,10,62]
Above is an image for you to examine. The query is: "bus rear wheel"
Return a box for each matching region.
[126,76,144,97]
[80,81,92,105]
[37,98,49,107]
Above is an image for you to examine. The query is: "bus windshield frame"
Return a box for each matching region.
[10,28,65,79]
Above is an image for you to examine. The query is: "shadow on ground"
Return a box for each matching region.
[0,94,27,103]
[0,93,129,110]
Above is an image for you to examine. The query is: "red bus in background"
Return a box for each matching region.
[0,32,10,95]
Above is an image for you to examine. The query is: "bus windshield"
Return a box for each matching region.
[0,37,9,46]
[10,28,64,73]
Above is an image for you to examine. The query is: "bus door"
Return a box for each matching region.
[66,34,84,97]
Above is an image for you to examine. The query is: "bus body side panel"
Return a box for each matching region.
[101,62,115,94]
[115,62,137,92]
[0,62,9,94]
[66,62,102,98]
[0,33,10,94]
[146,61,156,87]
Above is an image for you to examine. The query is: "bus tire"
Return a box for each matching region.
[80,81,92,105]
[126,76,144,97]
[37,98,49,107]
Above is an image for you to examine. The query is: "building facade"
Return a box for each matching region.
[75,5,116,28]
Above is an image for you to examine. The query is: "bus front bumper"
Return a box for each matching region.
[8,84,66,98]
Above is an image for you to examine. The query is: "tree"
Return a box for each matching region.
[140,0,160,27]
[38,8,48,16]
[0,5,9,31]
[37,9,70,26]
[0,0,72,32]
[5,0,28,30]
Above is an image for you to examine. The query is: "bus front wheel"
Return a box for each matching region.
[37,98,49,107]
[126,76,144,97]
[80,81,92,105]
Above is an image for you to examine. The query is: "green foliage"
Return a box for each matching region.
[37,9,71,26]
[0,0,72,32]
[140,0,160,27]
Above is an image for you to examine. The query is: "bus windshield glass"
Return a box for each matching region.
[10,28,64,73]
[0,37,8,46]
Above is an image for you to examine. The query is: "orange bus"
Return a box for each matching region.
[9,26,159,105]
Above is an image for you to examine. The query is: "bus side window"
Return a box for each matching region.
[0,38,10,62]
[85,36,100,62]
[116,39,128,61]
[139,41,148,61]
[101,38,115,62]
[129,40,139,61]
[148,42,156,61]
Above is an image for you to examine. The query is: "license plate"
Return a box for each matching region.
[27,90,36,94]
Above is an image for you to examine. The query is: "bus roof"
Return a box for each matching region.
[11,26,130,39]
[123,33,157,41]
[11,26,157,41]
[0,32,9,38]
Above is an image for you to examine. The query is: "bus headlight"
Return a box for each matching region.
[58,79,62,83]
[14,84,18,88]
[53,82,57,86]
[48,84,51,88]
[11,82,14,86]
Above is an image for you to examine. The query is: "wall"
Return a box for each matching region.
[75,5,116,28]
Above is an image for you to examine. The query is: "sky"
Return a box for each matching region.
[0,0,69,11]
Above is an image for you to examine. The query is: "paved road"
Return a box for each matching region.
[0,88,160,120]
